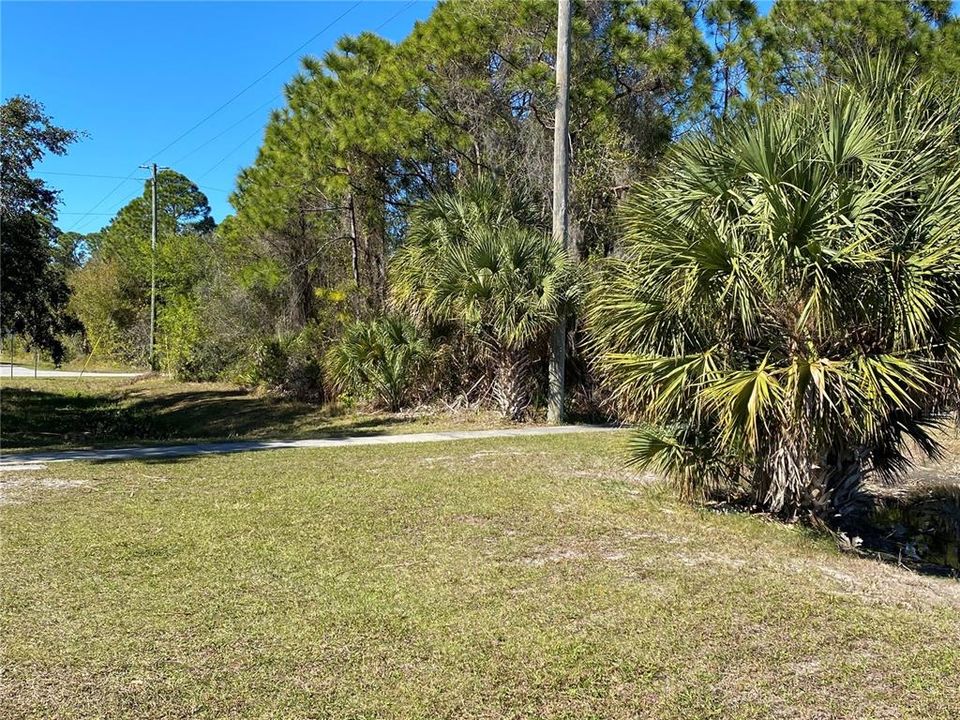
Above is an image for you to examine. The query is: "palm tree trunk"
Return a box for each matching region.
[798,453,871,526]
[493,349,529,421]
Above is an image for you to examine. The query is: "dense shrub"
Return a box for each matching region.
[252,326,326,402]
[391,179,575,420]
[69,256,149,366]
[326,315,431,411]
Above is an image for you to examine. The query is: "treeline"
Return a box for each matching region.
[7,1,958,373]
[76,1,959,365]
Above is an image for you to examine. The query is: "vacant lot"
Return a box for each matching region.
[0,376,512,451]
[2,432,958,719]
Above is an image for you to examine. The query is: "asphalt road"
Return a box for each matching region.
[0,363,144,379]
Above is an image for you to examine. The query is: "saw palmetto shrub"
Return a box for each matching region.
[326,315,431,412]
[587,58,960,521]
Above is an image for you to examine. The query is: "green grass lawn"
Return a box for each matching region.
[2,431,958,719]
[0,376,513,452]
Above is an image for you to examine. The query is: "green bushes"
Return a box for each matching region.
[587,58,960,521]
[326,316,431,411]
[252,327,327,402]
[68,256,149,366]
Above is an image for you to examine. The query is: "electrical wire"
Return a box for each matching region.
[37,170,229,194]
[65,2,362,231]
[192,0,419,183]
[144,2,361,162]
[169,95,281,167]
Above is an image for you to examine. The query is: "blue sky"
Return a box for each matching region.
[1,1,436,233]
[4,1,958,233]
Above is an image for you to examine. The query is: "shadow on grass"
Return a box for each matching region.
[853,483,960,576]
[704,481,960,578]
[0,384,410,451]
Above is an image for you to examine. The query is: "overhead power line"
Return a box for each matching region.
[66,2,362,231]
[196,126,266,180]
[65,171,148,231]
[38,170,229,194]
[170,95,281,167]
[39,171,142,181]
[191,0,418,184]
[374,1,417,32]
[145,2,361,163]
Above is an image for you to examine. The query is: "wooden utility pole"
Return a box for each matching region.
[548,0,572,424]
[149,163,158,370]
[140,163,161,370]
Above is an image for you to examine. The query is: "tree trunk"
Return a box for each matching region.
[800,454,872,526]
[493,350,529,422]
[348,194,360,290]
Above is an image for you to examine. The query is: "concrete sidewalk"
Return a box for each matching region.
[0,425,620,467]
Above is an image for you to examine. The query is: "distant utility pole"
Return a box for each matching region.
[548,0,572,424]
[138,163,166,370]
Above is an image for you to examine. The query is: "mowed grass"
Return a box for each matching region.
[0,376,512,452]
[2,432,958,719]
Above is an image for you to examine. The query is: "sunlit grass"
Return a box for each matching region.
[2,432,958,718]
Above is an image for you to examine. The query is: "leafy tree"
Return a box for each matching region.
[695,1,959,117]
[228,30,448,320]
[703,0,785,119]
[72,169,215,366]
[326,315,431,411]
[587,56,960,521]
[0,96,80,359]
[227,0,717,325]
[0,96,78,217]
[90,168,213,283]
[758,0,953,92]
[68,254,141,360]
[52,230,88,270]
[927,16,960,80]
[399,0,714,255]
[392,179,574,420]
[224,115,350,331]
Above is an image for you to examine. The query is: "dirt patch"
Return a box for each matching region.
[786,556,960,611]
[517,528,960,611]
[520,548,590,566]
[0,474,88,505]
[417,455,454,468]
[468,449,546,460]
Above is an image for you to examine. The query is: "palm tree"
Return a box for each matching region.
[391,179,573,420]
[587,56,960,520]
[326,315,431,411]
